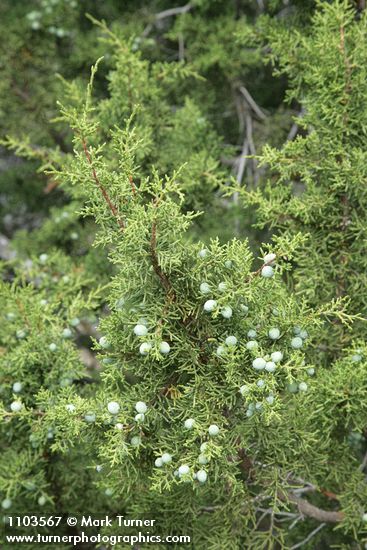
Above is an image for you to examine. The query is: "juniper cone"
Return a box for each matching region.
[0,1,367,549]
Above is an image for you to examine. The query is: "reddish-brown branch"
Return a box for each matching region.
[150,218,175,297]
[81,137,125,230]
[283,491,344,523]
[129,175,137,196]
[236,449,344,524]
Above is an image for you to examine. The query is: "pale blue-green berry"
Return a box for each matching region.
[133,324,148,337]
[362,512,367,522]
[39,253,48,264]
[246,409,253,417]
[198,454,209,465]
[162,453,172,464]
[200,282,211,294]
[307,367,315,376]
[200,442,208,453]
[247,329,257,339]
[240,385,249,396]
[135,401,148,414]
[252,357,266,370]
[291,337,303,349]
[38,496,46,506]
[12,382,22,393]
[204,300,217,312]
[298,382,308,392]
[178,464,190,476]
[184,418,195,430]
[6,312,16,321]
[115,298,125,310]
[10,401,22,412]
[62,275,70,284]
[221,306,233,319]
[198,249,209,259]
[134,413,145,423]
[70,232,79,240]
[29,434,38,448]
[155,457,164,468]
[246,340,258,351]
[266,395,274,405]
[248,403,255,411]
[102,358,114,365]
[225,335,237,347]
[352,354,362,362]
[99,336,111,349]
[159,341,171,354]
[218,282,227,292]
[208,424,219,437]
[263,252,276,265]
[84,412,96,423]
[70,317,80,327]
[49,343,57,352]
[130,436,141,446]
[300,330,308,339]
[216,345,226,357]
[60,378,72,387]
[47,429,54,439]
[257,379,265,388]
[96,465,103,472]
[107,401,120,415]
[288,382,298,393]
[196,470,207,483]
[40,299,48,306]
[62,328,72,339]
[271,351,283,363]
[268,328,280,340]
[240,304,249,315]
[105,488,113,496]
[27,10,40,21]
[225,260,233,269]
[293,326,301,335]
[139,342,152,355]
[265,361,276,373]
[261,265,274,278]
[66,404,76,412]
[16,329,26,339]
[1,498,12,510]
[115,423,124,430]
[255,402,262,410]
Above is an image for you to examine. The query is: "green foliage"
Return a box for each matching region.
[241,0,367,353]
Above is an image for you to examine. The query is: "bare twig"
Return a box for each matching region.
[286,107,305,141]
[236,137,249,184]
[154,3,192,20]
[359,450,367,472]
[246,114,256,156]
[178,33,185,61]
[239,86,266,121]
[142,3,192,37]
[290,522,326,549]
[285,492,343,523]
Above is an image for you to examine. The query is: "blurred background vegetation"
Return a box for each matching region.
[0,0,317,256]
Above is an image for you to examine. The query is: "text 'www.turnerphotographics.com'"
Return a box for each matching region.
[3,515,192,546]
